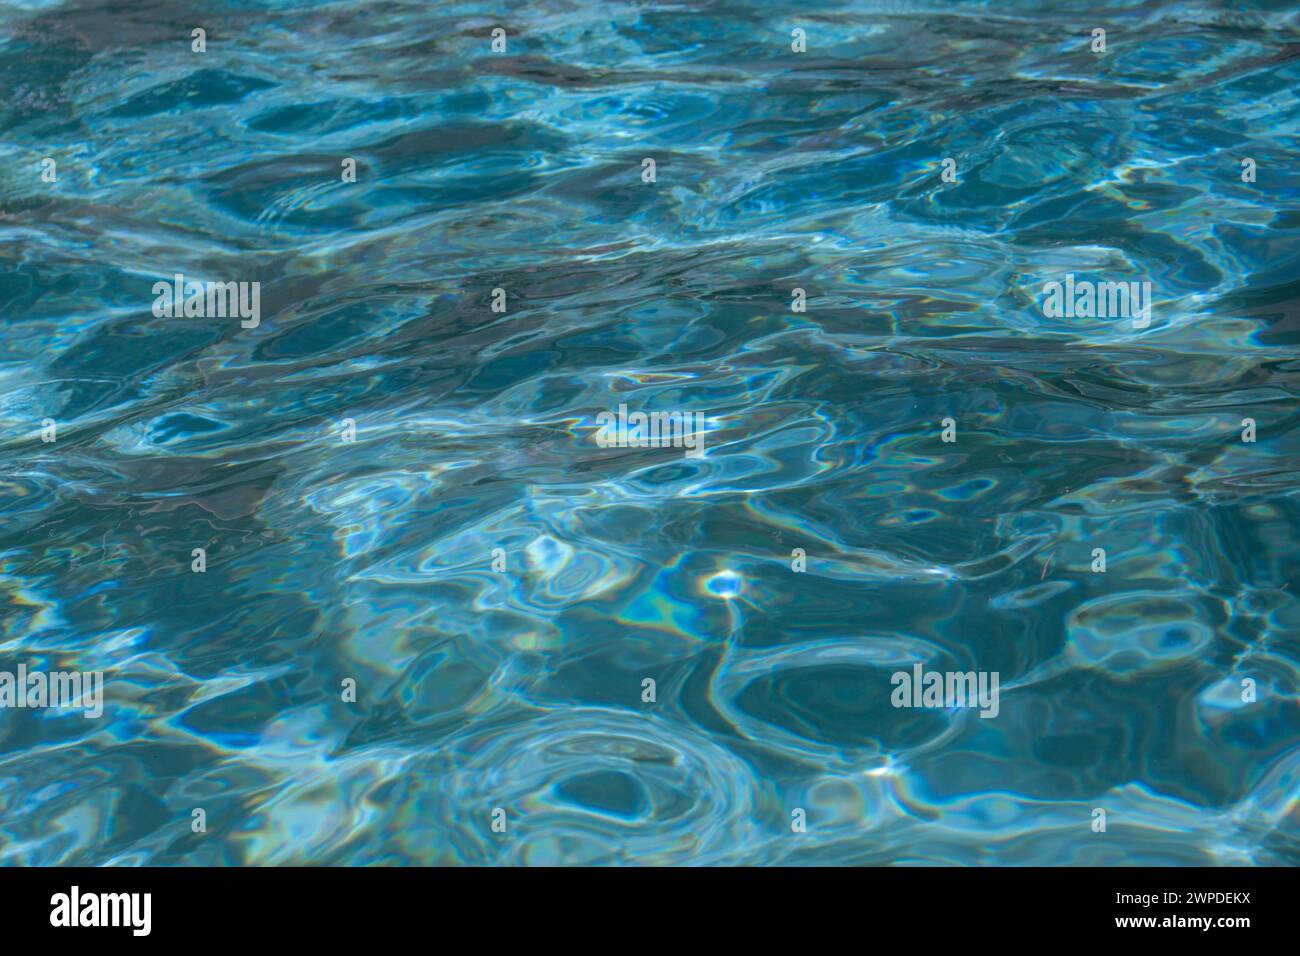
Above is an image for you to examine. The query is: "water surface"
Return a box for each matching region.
[1,0,1298,865]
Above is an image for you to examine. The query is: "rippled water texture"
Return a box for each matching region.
[2,0,1299,866]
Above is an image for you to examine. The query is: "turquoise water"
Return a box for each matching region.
[1,0,1298,866]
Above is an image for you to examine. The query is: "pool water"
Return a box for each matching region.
[0,0,1298,865]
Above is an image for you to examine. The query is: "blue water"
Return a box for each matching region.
[1,0,1298,866]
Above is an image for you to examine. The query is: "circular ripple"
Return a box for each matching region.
[1066,591,1216,675]
[407,706,770,865]
[709,636,964,772]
